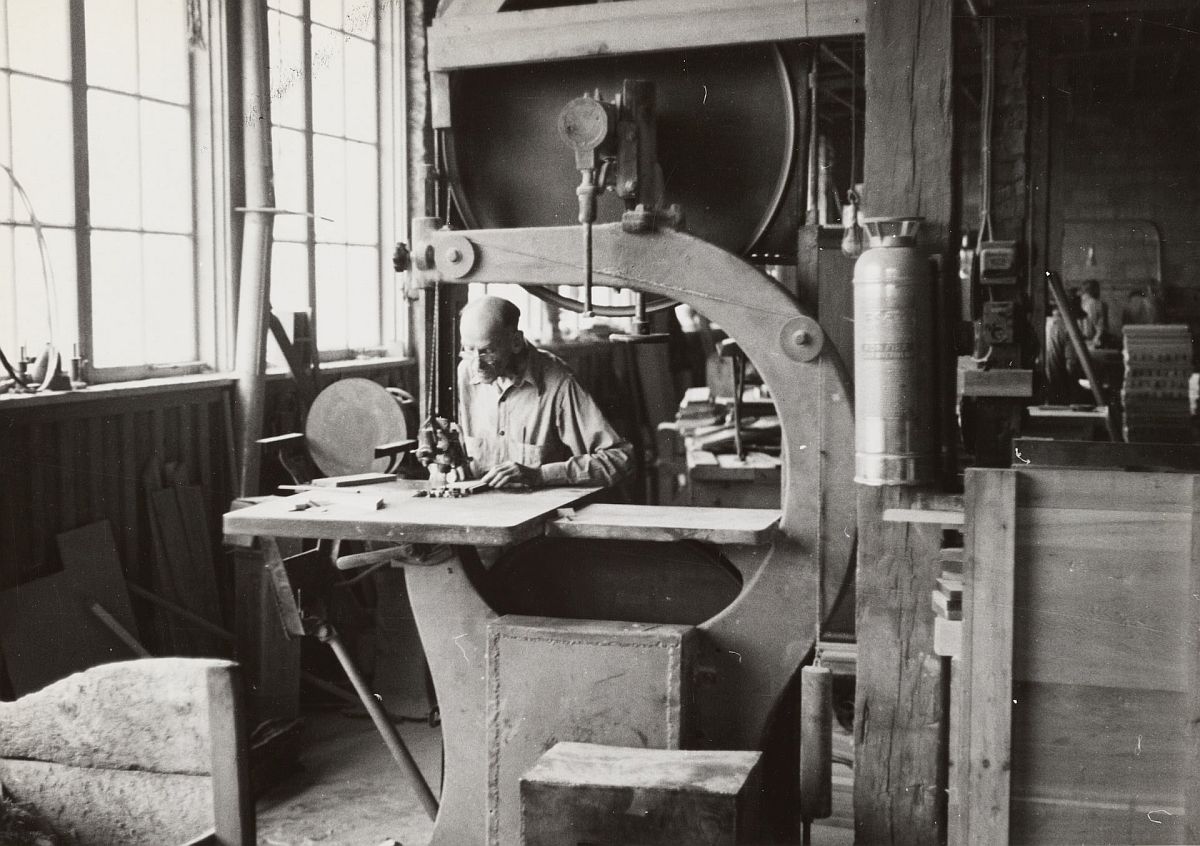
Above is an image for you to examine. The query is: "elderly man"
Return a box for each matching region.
[454,295,632,489]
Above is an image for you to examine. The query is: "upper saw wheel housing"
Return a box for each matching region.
[444,44,801,259]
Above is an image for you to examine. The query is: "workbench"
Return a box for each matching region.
[224,482,781,846]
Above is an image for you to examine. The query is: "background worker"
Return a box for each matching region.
[453,295,632,490]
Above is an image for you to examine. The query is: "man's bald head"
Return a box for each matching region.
[460,295,521,337]
[459,296,525,383]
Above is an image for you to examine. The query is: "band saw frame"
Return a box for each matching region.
[408,215,857,754]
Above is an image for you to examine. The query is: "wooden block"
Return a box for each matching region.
[487,616,696,846]
[934,617,961,658]
[521,742,763,846]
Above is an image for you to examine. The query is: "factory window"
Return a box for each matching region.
[266,0,405,363]
[0,0,222,383]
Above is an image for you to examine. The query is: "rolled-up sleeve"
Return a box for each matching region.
[535,377,632,487]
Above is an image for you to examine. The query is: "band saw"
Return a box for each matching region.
[399,77,858,842]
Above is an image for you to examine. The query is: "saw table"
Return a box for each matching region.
[224,484,781,846]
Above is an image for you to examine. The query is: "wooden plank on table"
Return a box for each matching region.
[427,0,865,70]
[1012,438,1200,473]
[546,504,779,545]
[1189,476,1200,844]
[961,468,1017,845]
[1019,467,1193,513]
[222,483,598,546]
[1012,510,1190,692]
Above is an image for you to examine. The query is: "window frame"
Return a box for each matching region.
[264,0,408,366]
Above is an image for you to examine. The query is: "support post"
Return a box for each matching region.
[855,0,955,842]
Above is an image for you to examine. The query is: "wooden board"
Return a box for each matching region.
[427,0,866,71]
[1013,509,1190,692]
[223,482,598,546]
[961,468,1017,845]
[150,486,223,655]
[959,468,1200,844]
[1018,468,1194,514]
[0,522,141,696]
[546,504,779,546]
[1012,438,1200,473]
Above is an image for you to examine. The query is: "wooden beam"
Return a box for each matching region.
[854,486,948,844]
[855,0,956,842]
[427,0,866,71]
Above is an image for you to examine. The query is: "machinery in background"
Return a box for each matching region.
[956,235,1036,467]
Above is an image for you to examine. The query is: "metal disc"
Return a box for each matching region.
[445,44,797,257]
[305,378,411,478]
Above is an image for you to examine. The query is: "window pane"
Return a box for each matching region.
[345,140,377,244]
[140,100,192,233]
[10,77,74,226]
[313,134,345,243]
[85,0,138,93]
[344,37,377,143]
[7,0,71,81]
[138,0,189,104]
[311,0,343,30]
[90,230,143,366]
[344,0,376,41]
[0,75,12,222]
[0,226,12,348]
[12,226,73,351]
[314,243,347,350]
[142,233,194,362]
[268,9,306,130]
[311,25,344,137]
[271,240,309,315]
[346,244,379,346]
[87,90,141,229]
[267,0,303,14]
[271,126,309,241]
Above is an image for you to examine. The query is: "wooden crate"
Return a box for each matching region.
[953,467,1200,844]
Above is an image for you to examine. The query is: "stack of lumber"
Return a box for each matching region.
[931,548,963,658]
[1121,325,1194,443]
[675,387,724,433]
[931,554,962,622]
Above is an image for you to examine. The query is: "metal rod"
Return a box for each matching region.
[322,626,440,820]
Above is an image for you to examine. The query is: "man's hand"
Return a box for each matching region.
[480,461,539,490]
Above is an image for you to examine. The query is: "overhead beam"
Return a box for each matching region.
[427,0,866,71]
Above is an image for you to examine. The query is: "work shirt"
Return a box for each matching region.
[457,343,632,487]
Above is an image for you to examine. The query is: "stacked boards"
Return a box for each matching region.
[1121,324,1194,443]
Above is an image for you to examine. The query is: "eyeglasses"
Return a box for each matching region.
[459,347,501,362]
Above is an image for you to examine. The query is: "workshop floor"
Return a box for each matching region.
[255,711,854,846]
[255,708,441,846]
